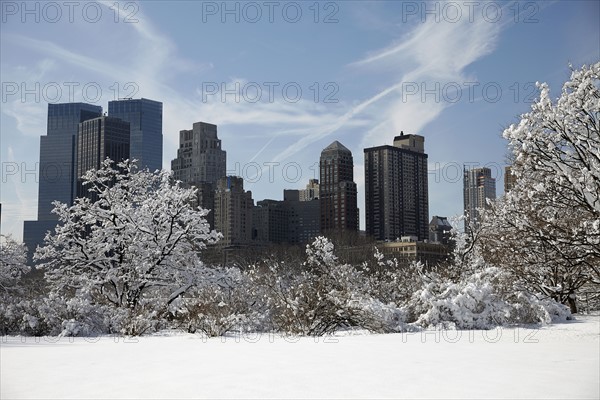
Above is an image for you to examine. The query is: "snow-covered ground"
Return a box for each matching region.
[2,315,599,399]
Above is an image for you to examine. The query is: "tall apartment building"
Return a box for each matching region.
[76,116,131,201]
[23,103,102,263]
[214,176,253,247]
[107,98,163,171]
[364,133,429,241]
[171,122,226,228]
[319,141,358,232]
[463,166,496,229]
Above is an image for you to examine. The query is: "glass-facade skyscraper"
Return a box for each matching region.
[108,98,163,171]
[23,102,103,263]
[39,103,103,220]
[76,116,131,201]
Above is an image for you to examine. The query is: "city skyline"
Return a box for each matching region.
[2,1,599,240]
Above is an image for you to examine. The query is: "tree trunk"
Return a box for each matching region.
[567,295,578,314]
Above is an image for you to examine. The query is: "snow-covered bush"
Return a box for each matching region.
[360,248,422,308]
[107,305,163,336]
[508,292,572,324]
[407,265,573,329]
[250,237,409,335]
[406,221,574,329]
[169,267,261,336]
[410,267,513,329]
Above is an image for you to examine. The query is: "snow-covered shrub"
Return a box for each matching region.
[410,267,513,329]
[16,297,58,336]
[507,292,572,324]
[403,219,575,330]
[340,296,408,333]
[249,264,327,336]
[407,260,572,329]
[168,267,261,336]
[360,248,422,308]
[106,305,162,336]
[0,296,31,335]
[250,237,409,335]
[8,292,111,337]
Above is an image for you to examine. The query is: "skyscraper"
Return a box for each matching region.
[171,122,226,185]
[214,176,253,247]
[463,166,496,229]
[364,133,429,241]
[171,122,226,228]
[108,98,163,171]
[76,116,131,201]
[38,103,103,220]
[23,103,102,263]
[319,141,358,232]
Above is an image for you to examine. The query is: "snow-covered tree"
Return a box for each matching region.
[35,160,220,317]
[0,234,30,291]
[485,62,600,312]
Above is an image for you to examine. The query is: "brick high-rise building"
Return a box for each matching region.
[171,122,226,185]
[364,133,429,241]
[319,141,358,232]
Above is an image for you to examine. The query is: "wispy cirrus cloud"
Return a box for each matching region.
[350,4,507,149]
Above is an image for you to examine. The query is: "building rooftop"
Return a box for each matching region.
[430,216,452,228]
[322,140,351,153]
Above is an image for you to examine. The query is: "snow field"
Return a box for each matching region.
[1,315,598,399]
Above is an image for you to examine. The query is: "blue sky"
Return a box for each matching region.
[1,0,599,241]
